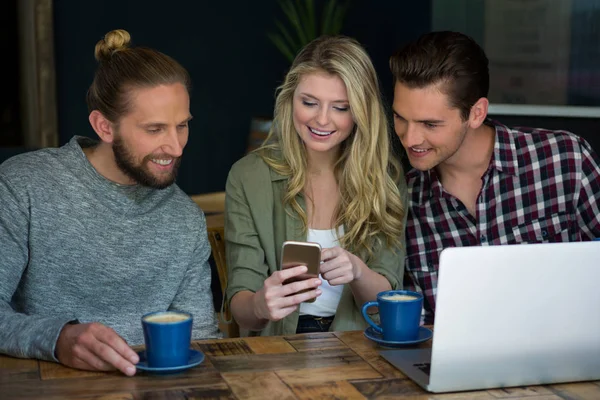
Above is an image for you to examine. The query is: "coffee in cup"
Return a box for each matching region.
[141,311,193,368]
[380,293,419,302]
[143,312,190,323]
[361,290,423,342]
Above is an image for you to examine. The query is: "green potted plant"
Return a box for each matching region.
[247,0,350,153]
[268,0,349,63]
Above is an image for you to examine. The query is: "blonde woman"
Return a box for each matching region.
[225,35,407,335]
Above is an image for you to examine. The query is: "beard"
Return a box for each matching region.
[112,135,181,190]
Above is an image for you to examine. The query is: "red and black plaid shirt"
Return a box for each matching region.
[405,119,600,324]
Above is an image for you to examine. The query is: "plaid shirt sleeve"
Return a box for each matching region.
[574,136,600,239]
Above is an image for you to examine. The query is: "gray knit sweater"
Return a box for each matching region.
[0,136,220,361]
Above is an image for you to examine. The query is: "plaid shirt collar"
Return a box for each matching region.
[410,119,521,205]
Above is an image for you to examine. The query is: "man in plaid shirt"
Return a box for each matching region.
[389,31,600,324]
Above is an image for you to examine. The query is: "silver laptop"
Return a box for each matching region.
[380,241,600,393]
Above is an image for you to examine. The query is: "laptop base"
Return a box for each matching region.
[380,348,431,390]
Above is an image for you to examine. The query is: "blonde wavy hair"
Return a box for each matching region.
[259,35,406,260]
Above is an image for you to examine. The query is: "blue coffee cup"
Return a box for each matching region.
[141,311,193,368]
[361,290,423,342]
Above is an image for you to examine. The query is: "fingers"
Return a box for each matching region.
[98,330,139,365]
[269,304,299,321]
[326,276,349,286]
[320,257,343,274]
[71,346,113,371]
[320,247,349,273]
[59,323,138,376]
[257,265,326,322]
[320,248,356,285]
[258,276,322,321]
[320,254,349,277]
[92,328,138,376]
[322,268,351,286]
[281,278,322,298]
[265,288,322,321]
[321,246,341,262]
[283,288,323,307]
[271,265,308,285]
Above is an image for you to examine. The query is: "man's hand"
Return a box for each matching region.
[55,322,139,376]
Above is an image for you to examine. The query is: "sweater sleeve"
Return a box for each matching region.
[0,173,73,361]
[169,213,222,339]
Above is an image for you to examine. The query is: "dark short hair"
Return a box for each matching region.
[389,31,489,120]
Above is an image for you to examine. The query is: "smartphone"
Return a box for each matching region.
[280,240,322,303]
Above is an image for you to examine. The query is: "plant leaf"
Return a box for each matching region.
[322,0,344,35]
[269,0,351,61]
[267,32,297,64]
[280,0,309,47]
[330,1,348,35]
[274,19,299,56]
[302,0,317,41]
[321,0,332,35]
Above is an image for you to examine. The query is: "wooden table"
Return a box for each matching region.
[1,330,599,399]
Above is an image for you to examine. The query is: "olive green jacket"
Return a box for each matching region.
[224,152,408,336]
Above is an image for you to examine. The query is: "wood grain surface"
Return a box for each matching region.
[1,329,598,399]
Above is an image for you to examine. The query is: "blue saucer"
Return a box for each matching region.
[135,349,204,374]
[364,326,433,348]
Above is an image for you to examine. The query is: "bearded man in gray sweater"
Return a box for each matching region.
[0,29,220,376]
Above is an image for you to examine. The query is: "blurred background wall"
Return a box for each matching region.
[2,0,599,195]
[51,0,431,194]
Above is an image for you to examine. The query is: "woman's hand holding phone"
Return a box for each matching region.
[252,265,322,322]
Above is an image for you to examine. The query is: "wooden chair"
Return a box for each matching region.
[190,191,239,337]
[190,191,225,215]
[206,226,240,338]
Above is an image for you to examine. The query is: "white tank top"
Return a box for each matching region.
[299,226,345,317]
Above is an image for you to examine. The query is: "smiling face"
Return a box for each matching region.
[392,82,470,172]
[292,72,355,160]
[111,83,191,189]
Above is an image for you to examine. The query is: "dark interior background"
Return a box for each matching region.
[1,0,598,193]
[51,0,432,195]
[0,0,22,148]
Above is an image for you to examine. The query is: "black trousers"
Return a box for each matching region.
[296,315,335,333]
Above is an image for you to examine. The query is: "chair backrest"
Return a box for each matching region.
[206,226,240,338]
[207,226,227,296]
[190,191,225,214]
